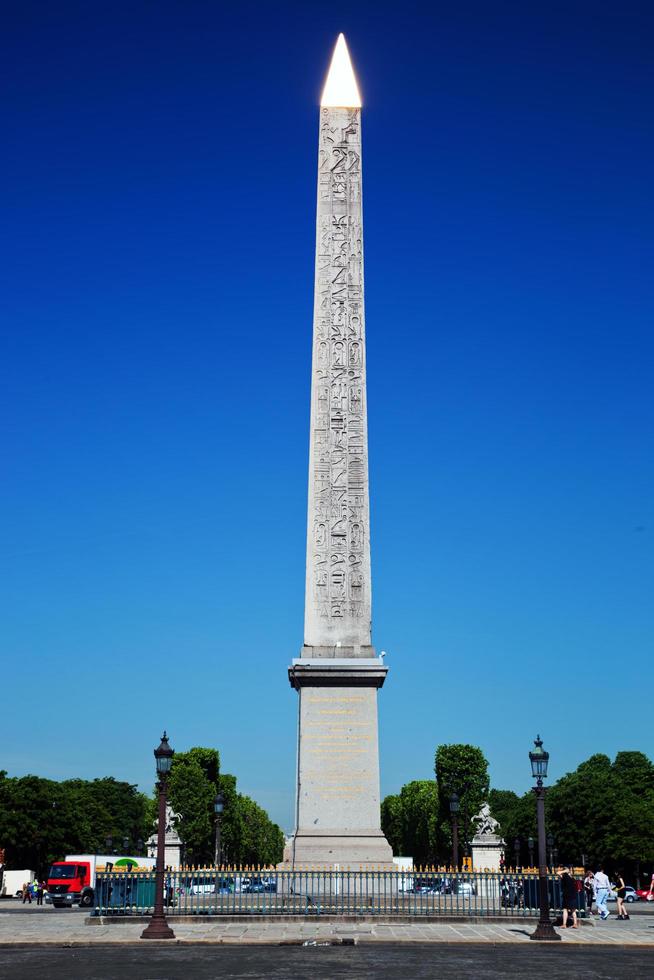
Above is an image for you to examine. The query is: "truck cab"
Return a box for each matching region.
[46,861,93,908]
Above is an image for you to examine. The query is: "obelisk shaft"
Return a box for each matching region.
[304,105,372,653]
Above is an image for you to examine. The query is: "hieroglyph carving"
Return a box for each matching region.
[305,107,372,648]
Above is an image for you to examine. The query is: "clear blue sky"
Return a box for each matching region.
[2,1,652,831]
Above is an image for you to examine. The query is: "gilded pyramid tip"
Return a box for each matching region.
[321,34,362,108]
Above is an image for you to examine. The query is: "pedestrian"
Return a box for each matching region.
[21,882,32,905]
[583,869,595,914]
[594,865,611,919]
[614,871,630,920]
[36,880,45,906]
[560,868,579,929]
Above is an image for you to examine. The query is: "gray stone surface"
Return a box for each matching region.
[303,101,371,652]
[2,903,654,946]
[287,686,391,865]
[285,40,392,868]
[471,803,505,872]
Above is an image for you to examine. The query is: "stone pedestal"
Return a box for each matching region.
[147,804,183,868]
[280,659,393,868]
[471,835,505,872]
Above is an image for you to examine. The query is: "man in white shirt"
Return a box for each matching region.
[594,866,611,919]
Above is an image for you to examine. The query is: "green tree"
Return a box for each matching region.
[167,748,220,865]
[165,751,285,866]
[546,753,616,868]
[398,780,439,866]
[380,794,403,856]
[0,774,151,876]
[612,751,654,797]
[233,796,285,866]
[546,752,654,874]
[435,744,490,850]
[488,787,536,860]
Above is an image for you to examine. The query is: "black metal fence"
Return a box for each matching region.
[93,868,587,918]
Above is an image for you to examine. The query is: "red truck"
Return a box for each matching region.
[46,853,154,908]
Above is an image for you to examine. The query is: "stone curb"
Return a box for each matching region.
[1,938,653,949]
[85,914,594,927]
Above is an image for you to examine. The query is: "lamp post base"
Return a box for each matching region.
[140,915,176,940]
[530,920,561,941]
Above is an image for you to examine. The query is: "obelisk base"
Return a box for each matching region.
[280,829,393,869]
[281,658,393,870]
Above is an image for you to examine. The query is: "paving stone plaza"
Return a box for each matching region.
[2,905,654,948]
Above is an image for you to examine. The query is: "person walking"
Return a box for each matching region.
[594,866,611,919]
[36,880,45,906]
[560,868,579,929]
[21,882,32,905]
[583,869,595,915]
[584,868,595,915]
[614,871,630,920]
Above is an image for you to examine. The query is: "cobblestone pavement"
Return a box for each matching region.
[1,906,654,946]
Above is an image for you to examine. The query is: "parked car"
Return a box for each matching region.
[452,880,477,897]
[636,889,654,902]
[241,877,266,894]
[607,885,639,903]
[186,875,234,896]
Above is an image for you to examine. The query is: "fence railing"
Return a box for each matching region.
[93,868,587,918]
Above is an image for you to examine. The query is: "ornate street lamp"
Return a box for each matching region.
[529,735,560,941]
[214,791,225,867]
[105,835,113,855]
[449,792,460,870]
[141,732,175,940]
[547,833,555,869]
[123,836,130,854]
[528,836,535,867]
[513,837,521,869]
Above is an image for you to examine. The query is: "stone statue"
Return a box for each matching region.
[472,802,500,839]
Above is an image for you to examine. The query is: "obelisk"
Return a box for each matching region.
[285,35,393,868]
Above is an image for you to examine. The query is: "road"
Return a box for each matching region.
[0,944,650,979]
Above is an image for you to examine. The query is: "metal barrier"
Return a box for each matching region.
[93,868,586,917]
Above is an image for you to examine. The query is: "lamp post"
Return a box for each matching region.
[137,838,144,857]
[547,833,555,870]
[141,732,175,941]
[513,837,521,869]
[214,791,225,867]
[123,836,130,854]
[449,792,460,870]
[105,835,113,855]
[528,836,535,867]
[529,735,560,941]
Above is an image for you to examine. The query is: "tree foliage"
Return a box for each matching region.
[167,749,218,865]
[380,780,439,865]
[382,747,654,875]
[486,750,654,874]
[435,743,490,851]
[0,745,285,875]
[0,772,151,876]
[165,747,284,866]
[380,794,403,857]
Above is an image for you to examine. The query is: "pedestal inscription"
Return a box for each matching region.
[285,659,392,866]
